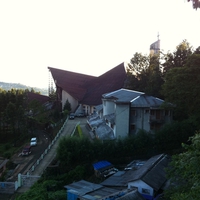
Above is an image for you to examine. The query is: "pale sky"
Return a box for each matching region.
[0,0,200,88]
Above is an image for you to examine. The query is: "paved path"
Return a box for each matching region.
[16,117,88,194]
[31,119,76,176]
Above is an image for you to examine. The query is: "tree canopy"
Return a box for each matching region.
[125,52,163,98]
[162,53,200,120]
[165,132,200,199]
[188,0,200,9]
[126,40,200,122]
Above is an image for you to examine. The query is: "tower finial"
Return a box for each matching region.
[157,32,160,40]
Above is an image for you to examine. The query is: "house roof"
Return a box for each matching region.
[101,170,128,187]
[26,92,50,104]
[65,180,142,200]
[95,104,103,112]
[82,187,123,200]
[101,154,170,192]
[64,180,123,199]
[142,154,170,191]
[88,116,104,128]
[48,62,127,105]
[104,113,115,124]
[64,180,102,196]
[102,88,143,103]
[48,67,95,101]
[131,94,164,108]
[116,189,145,200]
[95,124,115,140]
[102,88,167,108]
[127,154,170,191]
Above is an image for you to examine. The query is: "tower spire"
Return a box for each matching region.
[150,33,160,56]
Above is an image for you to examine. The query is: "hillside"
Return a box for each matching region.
[0,82,48,95]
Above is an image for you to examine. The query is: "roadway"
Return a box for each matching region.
[0,116,89,199]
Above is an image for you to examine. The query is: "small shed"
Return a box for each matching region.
[93,160,118,178]
[64,180,121,200]
[64,180,144,200]
[101,154,171,200]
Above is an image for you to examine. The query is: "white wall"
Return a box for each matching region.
[103,99,130,138]
[102,99,115,115]
[115,103,130,138]
[128,179,154,197]
[62,90,78,112]
[103,98,172,137]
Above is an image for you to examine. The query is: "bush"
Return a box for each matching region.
[3,152,11,159]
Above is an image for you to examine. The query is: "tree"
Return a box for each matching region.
[162,40,193,74]
[126,52,163,98]
[165,132,200,199]
[5,102,17,135]
[187,0,200,9]
[127,52,150,75]
[63,99,71,112]
[162,53,200,120]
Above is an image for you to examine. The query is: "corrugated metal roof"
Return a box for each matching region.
[127,154,170,191]
[88,118,104,128]
[141,154,170,191]
[103,89,143,103]
[104,113,115,124]
[101,170,128,187]
[116,189,145,200]
[103,89,169,108]
[82,186,121,199]
[87,113,99,121]
[101,154,170,192]
[95,104,103,112]
[131,94,164,108]
[64,180,102,196]
[95,124,115,140]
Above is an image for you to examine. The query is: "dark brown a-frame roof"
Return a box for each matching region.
[48,62,127,105]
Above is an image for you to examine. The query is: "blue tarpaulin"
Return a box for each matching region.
[93,160,112,170]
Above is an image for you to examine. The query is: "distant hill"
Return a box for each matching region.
[0,82,48,96]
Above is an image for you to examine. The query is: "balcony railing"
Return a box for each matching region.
[149,115,165,124]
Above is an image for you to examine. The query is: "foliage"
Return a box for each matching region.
[126,41,200,122]
[0,89,28,145]
[162,53,200,120]
[16,118,199,199]
[187,0,200,9]
[56,136,95,172]
[162,40,193,74]
[165,132,200,199]
[16,179,66,200]
[0,88,61,157]
[63,99,71,112]
[57,131,158,172]
[126,52,164,98]
[0,82,48,95]
[154,119,198,154]
[4,40,200,199]
[48,88,56,102]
